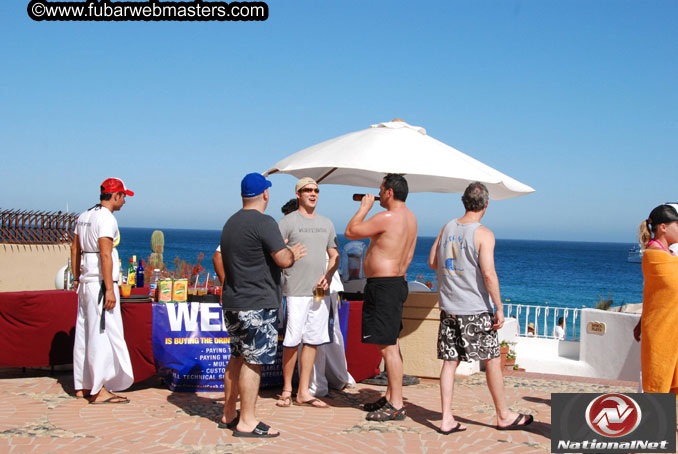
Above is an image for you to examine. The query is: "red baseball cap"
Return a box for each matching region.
[100,178,134,196]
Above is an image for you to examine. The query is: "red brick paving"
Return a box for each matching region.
[0,367,641,454]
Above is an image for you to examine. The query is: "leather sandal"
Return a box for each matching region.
[365,401,407,421]
[276,389,293,407]
[362,396,388,412]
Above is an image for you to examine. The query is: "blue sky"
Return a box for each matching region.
[2,0,677,242]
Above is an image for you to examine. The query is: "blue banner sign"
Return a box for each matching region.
[151,302,283,392]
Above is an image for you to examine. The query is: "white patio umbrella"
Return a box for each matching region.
[264,120,534,200]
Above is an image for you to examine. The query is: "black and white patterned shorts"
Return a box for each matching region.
[223,308,278,365]
[437,311,500,362]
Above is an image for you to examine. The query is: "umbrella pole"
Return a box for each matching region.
[317,168,338,183]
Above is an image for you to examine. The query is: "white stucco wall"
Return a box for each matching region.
[511,309,641,381]
[497,317,519,344]
[513,337,592,376]
[578,309,641,381]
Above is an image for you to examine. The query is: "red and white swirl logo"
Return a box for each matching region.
[585,394,642,437]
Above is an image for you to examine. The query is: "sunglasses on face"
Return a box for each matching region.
[300,188,320,194]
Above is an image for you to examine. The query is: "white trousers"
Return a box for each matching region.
[73,281,134,394]
[308,291,355,397]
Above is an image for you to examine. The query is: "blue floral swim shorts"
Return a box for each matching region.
[223,308,278,365]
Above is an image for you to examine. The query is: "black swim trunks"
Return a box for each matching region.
[361,276,408,345]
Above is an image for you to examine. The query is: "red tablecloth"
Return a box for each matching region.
[0,290,77,367]
[120,292,155,382]
[0,288,156,382]
[344,300,381,383]
[0,290,380,385]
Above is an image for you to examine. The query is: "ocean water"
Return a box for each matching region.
[117,227,644,311]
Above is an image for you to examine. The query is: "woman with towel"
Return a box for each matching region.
[633,203,678,394]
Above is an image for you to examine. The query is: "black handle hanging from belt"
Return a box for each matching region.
[97,281,107,331]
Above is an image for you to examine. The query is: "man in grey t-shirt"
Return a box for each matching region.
[429,182,533,434]
[276,177,339,409]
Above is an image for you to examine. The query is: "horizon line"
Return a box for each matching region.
[117,226,636,246]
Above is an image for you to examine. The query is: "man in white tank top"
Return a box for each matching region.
[429,182,533,433]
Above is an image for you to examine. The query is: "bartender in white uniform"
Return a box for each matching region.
[71,178,134,404]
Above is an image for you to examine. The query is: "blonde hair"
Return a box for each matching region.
[638,219,652,249]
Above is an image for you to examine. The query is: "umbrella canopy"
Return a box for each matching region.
[265,120,535,200]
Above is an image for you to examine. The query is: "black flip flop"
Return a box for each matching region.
[437,422,467,435]
[233,421,280,438]
[217,410,240,429]
[497,413,534,430]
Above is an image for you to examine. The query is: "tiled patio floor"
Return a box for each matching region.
[0,368,639,454]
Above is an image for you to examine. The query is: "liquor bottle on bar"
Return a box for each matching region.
[136,259,145,288]
[128,258,136,287]
[352,193,380,201]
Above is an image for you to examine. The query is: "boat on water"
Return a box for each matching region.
[627,244,642,263]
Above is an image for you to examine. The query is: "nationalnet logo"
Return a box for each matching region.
[585,394,641,437]
[552,393,675,453]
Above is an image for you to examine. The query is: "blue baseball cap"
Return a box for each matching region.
[241,173,272,197]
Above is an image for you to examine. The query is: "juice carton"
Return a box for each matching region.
[158,279,173,303]
[173,278,188,303]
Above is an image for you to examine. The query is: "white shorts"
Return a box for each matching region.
[283,295,333,347]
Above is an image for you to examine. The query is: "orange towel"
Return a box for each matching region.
[641,249,678,394]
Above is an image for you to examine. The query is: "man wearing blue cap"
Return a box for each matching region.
[219,173,306,438]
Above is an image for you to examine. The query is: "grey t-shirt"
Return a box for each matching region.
[279,211,338,297]
[220,209,287,311]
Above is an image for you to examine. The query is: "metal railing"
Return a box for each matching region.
[503,303,581,341]
[0,209,78,245]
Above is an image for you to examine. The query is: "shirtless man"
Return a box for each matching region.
[345,174,417,421]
